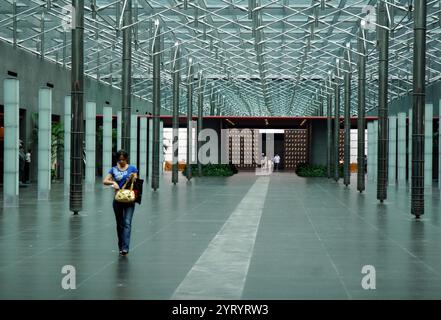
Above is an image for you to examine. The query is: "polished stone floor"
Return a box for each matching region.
[1,172,441,300]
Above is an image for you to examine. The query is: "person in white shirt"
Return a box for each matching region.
[273,154,281,171]
[260,153,267,168]
[25,149,31,183]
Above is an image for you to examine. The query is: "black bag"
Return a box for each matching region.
[133,178,144,204]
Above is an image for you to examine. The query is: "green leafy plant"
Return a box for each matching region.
[296,163,327,177]
[296,163,343,177]
[182,164,237,177]
[30,113,65,181]
[51,122,64,162]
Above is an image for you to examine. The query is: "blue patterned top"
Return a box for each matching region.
[108,165,138,189]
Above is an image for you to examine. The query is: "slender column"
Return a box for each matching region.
[411,0,426,217]
[373,120,378,182]
[357,28,366,192]
[343,56,351,186]
[117,110,122,151]
[377,0,389,202]
[186,58,194,180]
[197,75,204,177]
[121,0,132,152]
[96,52,100,81]
[139,117,147,180]
[424,103,433,187]
[367,122,374,181]
[439,101,441,190]
[327,91,332,179]
[172,44,180,184]
[38,88,52,200]
[85,102,96,190]
[40,10,45,59]
[116,1,121,37]
[12,0,17,47]
[319,96,324,116]
[133,0,139,49]
[64,96,71,195]
[3,79,19,207]
[217,95,221,116]
[70,0,84,214]
[397,112,407,183]
[148,118,153,180]
[191,120,197,163]
[388,116,397,185]
[333,70,340,182]
[210,85,215,116]
[103,106,113,177]
[214,93,219,116]
[408,106,412,181]
[152,19,161,190]
[130,114,138,168]
[160,121,164,173]
[63,32,67,68]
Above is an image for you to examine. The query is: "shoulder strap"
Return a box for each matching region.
[121,174,137,191]
[129,176,136,191]
[121,176,131,190]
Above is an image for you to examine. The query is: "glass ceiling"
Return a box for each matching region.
[0,0,440,116]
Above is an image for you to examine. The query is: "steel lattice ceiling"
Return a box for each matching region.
[1,0,441,116]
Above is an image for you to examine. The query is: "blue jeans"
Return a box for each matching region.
[113,200,135,252]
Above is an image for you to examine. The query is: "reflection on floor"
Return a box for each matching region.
[0,172,441,299]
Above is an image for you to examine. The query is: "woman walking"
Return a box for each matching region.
[103,150,138,256]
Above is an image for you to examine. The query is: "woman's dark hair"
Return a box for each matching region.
[116,150,129,160]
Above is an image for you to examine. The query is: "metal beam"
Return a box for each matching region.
[411,0,426,218]
[40,9,45,59]
[12,0,17,47]
[334,63,341,182]
[70,0,84,215]
[210,84,215,116]
[121,0,132,153]
[343,47,351,187]
[197,73,204,177]
[186,58,194,180]
[172,43,180,185]
[327,85,332,179]
[357,27,366,193]
[377,0,389,202]
[152,19,161,191]
[319,95,324,116]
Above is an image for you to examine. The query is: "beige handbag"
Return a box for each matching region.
[114,176,136,203]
